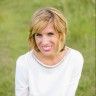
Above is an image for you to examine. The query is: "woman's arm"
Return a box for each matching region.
[15,56,29,96]
[66,51,84,96]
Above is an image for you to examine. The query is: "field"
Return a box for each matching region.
[0,0,95,96]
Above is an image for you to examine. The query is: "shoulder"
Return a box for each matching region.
[70,48,84,62]
[70,48,84,70]
[68,48,84,69]
[16,50,33,67]
[15,51,33,80]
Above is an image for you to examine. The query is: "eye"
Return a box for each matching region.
[35,33,42,37]
[48,32,54,36]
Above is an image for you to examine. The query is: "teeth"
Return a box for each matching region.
[42,46,51,51]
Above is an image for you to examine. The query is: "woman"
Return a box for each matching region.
[15,7,84,96]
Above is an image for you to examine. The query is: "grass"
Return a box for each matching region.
[0,0,95,96]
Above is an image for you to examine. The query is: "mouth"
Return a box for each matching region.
[42,46,52,52]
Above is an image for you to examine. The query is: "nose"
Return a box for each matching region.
[42,35,49,45]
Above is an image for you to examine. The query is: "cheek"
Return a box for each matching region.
[35,38,42,47]
[55,35,60,42]
[56,39,60,46]
[53,37,60,46]
[35,37,39,45]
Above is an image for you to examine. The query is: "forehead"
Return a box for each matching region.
[40,23,55,33]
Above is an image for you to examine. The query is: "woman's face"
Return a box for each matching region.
[35,24,60,57]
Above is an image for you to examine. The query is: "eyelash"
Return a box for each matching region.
[48,32,54,36]
[35,32,54,37]
[35,33,42,37]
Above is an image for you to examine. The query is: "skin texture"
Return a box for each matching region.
[33,23,69,65]
[35,24,60,57]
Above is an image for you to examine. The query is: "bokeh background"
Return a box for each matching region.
[0,0,95,96]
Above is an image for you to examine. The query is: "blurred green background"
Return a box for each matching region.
[0,0,95,96]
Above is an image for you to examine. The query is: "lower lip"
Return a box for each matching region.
[42,47,52,52]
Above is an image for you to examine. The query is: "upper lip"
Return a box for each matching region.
[42,46,51,47]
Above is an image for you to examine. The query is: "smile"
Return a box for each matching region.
[42,46,52,51]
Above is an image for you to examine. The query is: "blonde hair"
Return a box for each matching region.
[28,7,67,52]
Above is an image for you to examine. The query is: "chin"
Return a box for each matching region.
[41,50,51,54]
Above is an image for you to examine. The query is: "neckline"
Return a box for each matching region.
[31,47,71,68]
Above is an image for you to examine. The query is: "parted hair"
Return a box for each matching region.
[28,7,67,52]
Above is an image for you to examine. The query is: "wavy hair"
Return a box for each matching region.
[28,7,67,52]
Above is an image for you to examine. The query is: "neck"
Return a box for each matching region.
[33,46,69,66]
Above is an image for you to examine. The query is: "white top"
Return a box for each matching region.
[15,48,84,96]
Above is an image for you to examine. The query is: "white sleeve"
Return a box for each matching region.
[66,52,84,96]
[15,56,29,96]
